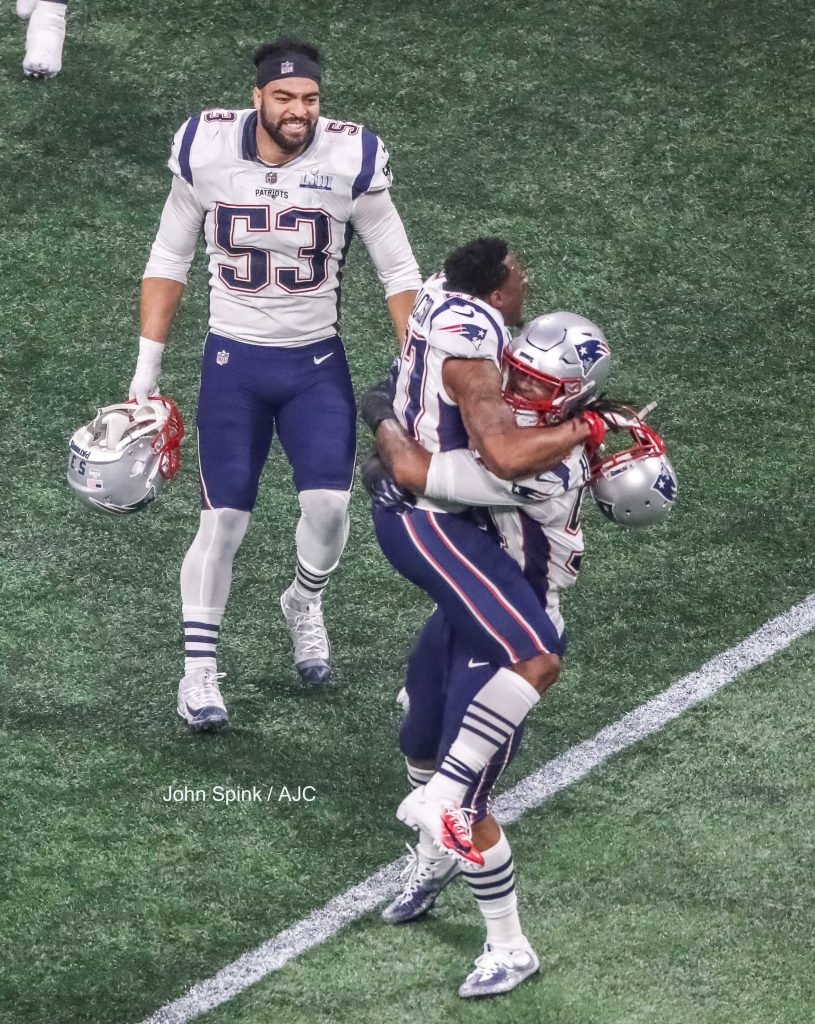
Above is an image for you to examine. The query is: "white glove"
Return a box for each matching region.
[129,336,164,404]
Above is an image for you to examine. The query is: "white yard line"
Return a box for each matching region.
[138,593,815,1024]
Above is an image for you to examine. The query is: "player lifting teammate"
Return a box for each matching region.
[360,239,618,995]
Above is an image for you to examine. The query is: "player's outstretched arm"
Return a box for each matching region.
[443,358,598,480]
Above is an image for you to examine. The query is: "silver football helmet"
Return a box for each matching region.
[590,418,677,527]
[503,311,613,425]
[67,397,184,514]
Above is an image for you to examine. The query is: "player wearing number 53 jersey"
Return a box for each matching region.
[129,37,422,728]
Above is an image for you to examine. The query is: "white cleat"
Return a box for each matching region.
[458,942,540,998]
[177,668,228,731]
[23,1,65,78]
[382,843,462,923]
[17,0,37,19]
[280,584,332,685]
[396,786,484,866]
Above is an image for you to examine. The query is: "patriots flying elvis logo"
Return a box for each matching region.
[652,461,677,500]
[439,323,488,349]
[574,338,610,374]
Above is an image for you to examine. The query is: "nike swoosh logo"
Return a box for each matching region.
[313,352,334,365]
[450,303,476,317]
[468,658,490,669]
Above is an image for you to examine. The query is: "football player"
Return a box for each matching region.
[361,290,618,995]
[130,38,422,728]
[18,0,67,78]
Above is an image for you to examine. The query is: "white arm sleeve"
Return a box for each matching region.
[143,175,205,284]
[425,450,533,507]
[350,189,422,298]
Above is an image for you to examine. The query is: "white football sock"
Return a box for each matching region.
[180,508,250,673]
[427,667,540,804]
[290,488,350,606]
[463,829,526,950]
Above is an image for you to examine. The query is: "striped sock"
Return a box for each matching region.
[182,607,223,674]
[406,760,434,790]
[428,668,539,804]
[463,830,525,949]
[291,556,332,606]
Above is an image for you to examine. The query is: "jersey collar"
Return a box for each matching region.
[240,111,323,168]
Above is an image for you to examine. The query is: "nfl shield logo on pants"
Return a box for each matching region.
[216,350,229,366]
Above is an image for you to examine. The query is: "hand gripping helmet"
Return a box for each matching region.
[503,311,613,425]
[590,417,677,527]
[67,398,184,514]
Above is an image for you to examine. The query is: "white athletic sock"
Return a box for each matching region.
[182,607,223,675]
[405,761,443,862]
[180,508,249,675]
[291,489,350,605]
[463,829,526,950]
[426,668,540,804]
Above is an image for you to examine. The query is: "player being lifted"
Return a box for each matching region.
[130,38,421,728]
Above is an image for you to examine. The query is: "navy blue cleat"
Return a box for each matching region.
[382,844,462,923]
[177,668,228,730]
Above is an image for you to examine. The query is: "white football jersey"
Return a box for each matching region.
[425,443,592,629]
[393,272,511,511]
[167,109,393,345]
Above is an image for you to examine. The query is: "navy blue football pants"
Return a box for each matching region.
[197,331,356,510]
[373,504,567,820]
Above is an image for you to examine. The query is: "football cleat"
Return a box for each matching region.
[382,843,462,923]
[280,585,332,685]
[17,0,37,19]
[396,787,485,866]
[23,1,66,78]
[177,668,228,731]
[458,942,540,999]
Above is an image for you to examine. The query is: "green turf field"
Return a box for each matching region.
[2,1,814,1022]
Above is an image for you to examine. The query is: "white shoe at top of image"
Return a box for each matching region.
[23,1,66,78]
[280,584,332,685]
[17,0,37,19]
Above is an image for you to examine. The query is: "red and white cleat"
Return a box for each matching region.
[396,787,484,867]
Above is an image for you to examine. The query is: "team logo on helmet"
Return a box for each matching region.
[652,461,677,501]
[574,338,610,375]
